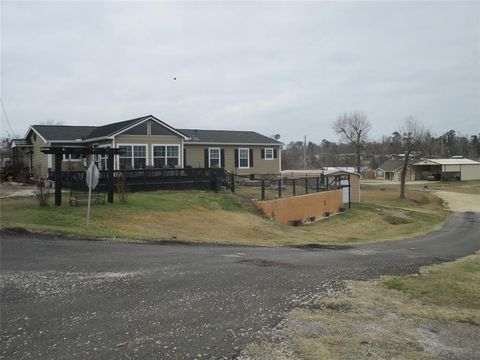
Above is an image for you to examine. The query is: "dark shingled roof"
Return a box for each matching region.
[28,115,280,145]
[180,129,282,145]
[86,115,151,139]
[377,159,405,172]
[31,125,97,141]
[11,139,33,147]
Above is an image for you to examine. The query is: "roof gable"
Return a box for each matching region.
[88,115,189,140]
[376,159,405,172]
[26,115,190,142]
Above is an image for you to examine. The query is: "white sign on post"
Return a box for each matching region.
[86,162,99,190]
[86,161,100,228]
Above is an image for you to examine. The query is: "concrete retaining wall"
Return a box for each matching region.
[255,190,343,225]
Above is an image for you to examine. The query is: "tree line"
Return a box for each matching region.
[282,113,479,172]
[282,112,479,199]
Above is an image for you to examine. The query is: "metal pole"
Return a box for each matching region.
[261,179,265,200]
[303,135,307,170]
[278,179,282,198]
[292,178,296,196]
[316,177,320,192]
[305,177,308,194]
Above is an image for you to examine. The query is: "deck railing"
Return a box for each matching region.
[56,167,232,192]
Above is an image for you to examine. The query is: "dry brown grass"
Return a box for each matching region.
[240,253,480,360]
[1,187,449,245]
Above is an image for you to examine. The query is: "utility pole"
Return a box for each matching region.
[303,135,307,170]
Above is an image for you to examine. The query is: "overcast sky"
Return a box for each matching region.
[1,1,479,144]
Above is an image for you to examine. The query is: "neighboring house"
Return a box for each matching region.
[17,115,283,178]
[0,147,13,169]
[411,158,480,181]
[375,159,415,181]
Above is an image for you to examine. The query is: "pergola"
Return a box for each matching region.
[41,147,121,206]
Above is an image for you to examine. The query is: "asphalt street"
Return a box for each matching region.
[1,212,479,359]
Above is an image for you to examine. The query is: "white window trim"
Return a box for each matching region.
[180,138,184,168]
[63,154,83,161]
[151,144,181,168]
[117,143,148,170]
[238,148,250,169]
[208,147,221,168]
[97,144,110,170]
[264,148,274,160]
[278,146,282,172]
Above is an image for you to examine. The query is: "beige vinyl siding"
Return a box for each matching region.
[28,131,49,178]
[184,144,281,174]
[349,175,360,203]
[442,164,462,173]
[460,164,480,180]
[115,135,181,145]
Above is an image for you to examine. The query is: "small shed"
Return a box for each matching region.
[281,169,361,203]
[411,158,480,181]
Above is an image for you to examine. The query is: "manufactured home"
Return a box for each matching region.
[12,115,283,178]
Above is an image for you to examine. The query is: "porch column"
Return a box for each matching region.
[107,153,114,203]
[54,152,62,206]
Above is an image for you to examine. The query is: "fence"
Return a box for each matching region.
[57,168,233,193]
[255,174,352,208]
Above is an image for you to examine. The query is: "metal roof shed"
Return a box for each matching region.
[411,158,480,181]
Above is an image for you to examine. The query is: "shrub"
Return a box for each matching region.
[34,179,52,207]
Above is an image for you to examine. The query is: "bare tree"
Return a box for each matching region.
[333,112,371,173]
[39,119,65,125]
[397,117,428,199]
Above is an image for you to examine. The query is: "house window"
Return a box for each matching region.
[209,148,221,168]
[153,145,179,168]
[118,144,147,169]
[264,148,274,160]
[239,148,250,168]
[98,154,108,170]
[63,153,83,161]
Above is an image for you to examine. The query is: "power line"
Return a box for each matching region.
[0,98,15,137]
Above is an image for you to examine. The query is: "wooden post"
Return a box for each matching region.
[348,174,351,209]
[292,178,296,196]
[143,168,147,191]
[54,152,62,206]
[278,179,282,198]
[230,172,235,192]
[107,154,114,203]
[305,177,308,194]
[261,180,265,200]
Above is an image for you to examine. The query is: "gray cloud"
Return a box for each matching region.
[1,1,479,143]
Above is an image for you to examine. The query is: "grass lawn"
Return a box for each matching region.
[421,179,480,195]
[242,252,480,359]
[1,183,449,245]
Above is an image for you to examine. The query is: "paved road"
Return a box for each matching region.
[1,212,479,359]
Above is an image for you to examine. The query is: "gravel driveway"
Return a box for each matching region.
[434,190,480,212]
[1,211,479,359]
